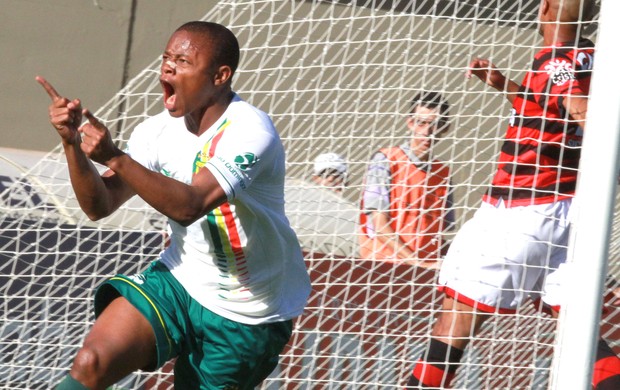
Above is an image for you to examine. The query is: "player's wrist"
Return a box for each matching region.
[104,149,128,171]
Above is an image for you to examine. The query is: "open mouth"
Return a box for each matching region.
[161,80,176,110]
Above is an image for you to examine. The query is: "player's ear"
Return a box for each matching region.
[213,65,233,86]
[539,0,550,18]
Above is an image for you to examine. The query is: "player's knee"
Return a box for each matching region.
[70,346,105,385]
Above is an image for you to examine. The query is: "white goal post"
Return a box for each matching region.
[0,1,618,389]
[552,0,620,388]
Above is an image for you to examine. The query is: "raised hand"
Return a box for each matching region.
[465,58,507,92]
[80,109,122,166]
[36,76,83,145]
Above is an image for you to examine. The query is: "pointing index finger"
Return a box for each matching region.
[82,109,102,128]
[35,76,61,101]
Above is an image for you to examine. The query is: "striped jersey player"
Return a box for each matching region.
[405,0,620,389]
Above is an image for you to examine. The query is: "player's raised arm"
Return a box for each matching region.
[79,109,124,166]
[80,109,227,227]
[36,76,134,221]
[466,58,520,103]
[36,76,83,145]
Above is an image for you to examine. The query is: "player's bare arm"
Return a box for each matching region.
[37,76,135,220]
[81,110,227,226]
[107,150,228,227]
[36,76,82,145]
[466,58,520,103]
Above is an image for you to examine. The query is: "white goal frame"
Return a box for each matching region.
[552,0,620,388]
[0,1,618,389]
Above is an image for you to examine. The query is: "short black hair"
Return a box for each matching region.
[409,91,450,134]
[176,21,240,77]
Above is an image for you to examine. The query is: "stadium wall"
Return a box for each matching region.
[1,0,218,153]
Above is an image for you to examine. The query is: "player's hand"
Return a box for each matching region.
[612,287,620,306]
[466,58,507,92]
[79,109,123,166]
[36,76,82,145]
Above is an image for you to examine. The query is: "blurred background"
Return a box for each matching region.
[1,0,218,152]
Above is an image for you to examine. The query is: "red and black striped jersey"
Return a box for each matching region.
[484,39,594,207]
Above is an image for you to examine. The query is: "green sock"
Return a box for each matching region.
[55,374,89,390]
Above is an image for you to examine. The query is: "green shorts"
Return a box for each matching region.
[94,261,293,390]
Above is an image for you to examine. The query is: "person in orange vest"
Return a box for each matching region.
[359,91,454,268]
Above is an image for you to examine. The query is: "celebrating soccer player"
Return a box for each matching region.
[38,21,311,390]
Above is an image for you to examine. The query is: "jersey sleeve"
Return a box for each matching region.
[204,121,276,200]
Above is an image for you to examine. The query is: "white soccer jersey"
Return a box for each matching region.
[126,94,311,325]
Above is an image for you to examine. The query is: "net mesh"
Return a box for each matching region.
[0,1,616,389]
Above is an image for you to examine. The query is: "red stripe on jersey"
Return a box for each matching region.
[205,118,248,279]
[220,202,244,257]
[208,127,226,158]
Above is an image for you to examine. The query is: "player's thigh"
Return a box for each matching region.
[82,296,157,373]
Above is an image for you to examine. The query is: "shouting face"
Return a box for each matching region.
[159,30,222,120]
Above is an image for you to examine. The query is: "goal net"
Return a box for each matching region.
[0,0,617,389]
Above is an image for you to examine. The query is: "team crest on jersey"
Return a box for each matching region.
[545,59,575,86]
[234,153,259,171]
[193,150,210,174]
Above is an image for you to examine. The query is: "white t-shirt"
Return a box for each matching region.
[126,94,311,325]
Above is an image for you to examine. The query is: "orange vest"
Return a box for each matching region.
[359,147,451,261]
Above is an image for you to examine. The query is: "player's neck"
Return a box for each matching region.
[185,91,234,136]
[542,25,579,47]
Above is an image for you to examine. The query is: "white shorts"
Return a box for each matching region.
[438,198,572,312]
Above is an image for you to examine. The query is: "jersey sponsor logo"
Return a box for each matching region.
[234,152,259,171]
[217,156,247,190]
[544,59,575,86]
[127,273,146,285]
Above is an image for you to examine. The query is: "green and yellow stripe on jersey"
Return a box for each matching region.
[193,118,231,174]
